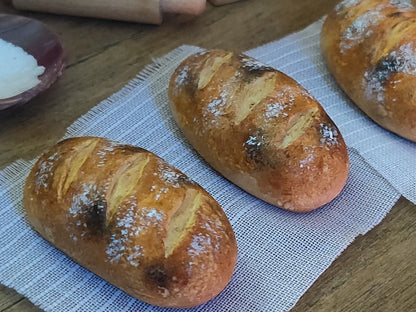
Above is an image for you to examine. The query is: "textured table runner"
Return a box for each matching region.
[1,18,415,311]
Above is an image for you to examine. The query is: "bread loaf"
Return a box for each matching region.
[168,50,349,212]
[322,0,416,142]
[23,137,237,308]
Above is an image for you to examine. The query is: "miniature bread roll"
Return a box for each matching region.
[23,136,237,308]
[322,0,416,141]
[168,50,349,212]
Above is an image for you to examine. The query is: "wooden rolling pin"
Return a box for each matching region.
[12,0,206,24]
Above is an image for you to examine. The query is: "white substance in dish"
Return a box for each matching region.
[0,38,45,99]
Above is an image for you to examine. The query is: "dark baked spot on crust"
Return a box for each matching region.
[244,129,271,167]
[375,56,403,83]
[176,174,196,186]
[371,55,402,87]
[181,74,199,97]
[388,12,403,18]
[67,187,110,240]
[238,55,274,83]
[240,67,272,82]
[146,265,170,288]
[118,145,146,154]
[86,199,107,235]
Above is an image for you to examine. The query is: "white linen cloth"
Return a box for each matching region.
[0,18,414,311]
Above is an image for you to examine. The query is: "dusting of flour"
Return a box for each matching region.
[0,38,45,99]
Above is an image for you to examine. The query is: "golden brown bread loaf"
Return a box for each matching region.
[322,0,416,142]
[23,137,237,308]
[168,49,349,212]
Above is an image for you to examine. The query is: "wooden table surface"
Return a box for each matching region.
[1,0,415,311]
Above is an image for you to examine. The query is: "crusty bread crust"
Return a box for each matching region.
[322,0,416,141]
[23,136,237,308]
[168,50,349,212]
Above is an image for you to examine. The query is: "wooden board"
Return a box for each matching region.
[0,0,415,310]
